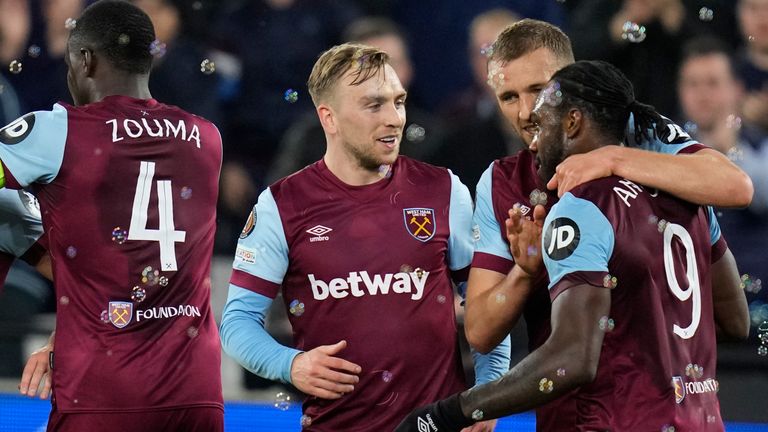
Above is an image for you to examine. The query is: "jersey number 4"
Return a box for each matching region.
[662,223,701,339]
[128,161,186,271]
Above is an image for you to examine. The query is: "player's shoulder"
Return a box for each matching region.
[398,155,451,179]
[0,104,68,146]
[566,175,639,207]
[493,150,535,178]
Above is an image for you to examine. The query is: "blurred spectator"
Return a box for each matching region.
[569,0,737,117]
[735,0,768,132]
[134,0,221,124]
[676,36,768,307]
[267,16,446,183]
[0,74,21,126]
[0,0,85,112]
[428,8,526,194]
[393,0,566,111]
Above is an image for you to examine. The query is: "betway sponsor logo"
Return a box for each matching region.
[309,271,429,301]
[136,304,201,322]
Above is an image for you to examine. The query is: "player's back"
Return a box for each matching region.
[546,176,722,431]
[2,96,223,412]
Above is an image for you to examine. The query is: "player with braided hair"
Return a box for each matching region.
[397,60,748,432]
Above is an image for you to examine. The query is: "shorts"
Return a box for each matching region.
[47,405,224,432]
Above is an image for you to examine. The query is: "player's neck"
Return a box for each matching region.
[323,149,387,187]
[92,74,152,103]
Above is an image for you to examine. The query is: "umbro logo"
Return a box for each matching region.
[307,225,332,242]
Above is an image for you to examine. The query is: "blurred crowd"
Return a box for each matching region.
[0,0,765,391]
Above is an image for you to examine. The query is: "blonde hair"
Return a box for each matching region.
[307,43,389,106]
[490,19,574,65]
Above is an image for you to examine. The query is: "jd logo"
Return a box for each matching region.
[544,217,580,260]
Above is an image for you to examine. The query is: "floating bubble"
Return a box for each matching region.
[200,59,216,75]
[527,245,539,257]
[106,350,113,356]
[111,227,128,244]
[400,264,413,273]
[603,274,618,289]
[159,276,169,287]
[192,1,203,11]
[414,268,425,279]
[117,34,130,46]
[741,274,763,294]
[759,321,768,333]
[472,224,481,242]
[66,246,77,258]
[759,332,768,344]
[436,294,447,304]
[538,377,553,393]
[187,326,199,338]
[94,148,103,156]
[377,164,392,179]
[131,286,146,303]
[274,392,291,411]
[685,363,704,379]
[180,186,193,200]
[698,7,714,22]
[726,146,744,162]
[149,39,166,58]
[707,415,717,423]
[621,21,647,43]
[480,43,494,57]
[100,310,109,323]
[726,114,742,130]
[657,219,668,233]
[749,35,756,42]
[759,346,768,356]
[599,316,615,331]
[382,370,393,382]
[556,368,566,377]
[529,189,548,206]
[65,18,77,31]
[27,45,41,58]
[289,299,305,317]
[495,293,507,304]
[9,60,22,74]
[683,121,698,135]
[300,415,312,428]
[283,89,298,103]
[59,296,70,306]
[405,124,426,142]
[542,81,563,107]
[662,425,676,432]
[141,266,160,285]
[471,409,484,421]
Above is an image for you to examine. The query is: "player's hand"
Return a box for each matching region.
[395,393,474,432]
[19,341,53,399]
[462,419,497,432]
[547,147,614,197]
[290,340,361,400]
[505,204,546,276]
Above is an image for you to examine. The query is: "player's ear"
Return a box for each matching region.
[564,108,582,139]
[80,48,96,78]
[317,104,338,134]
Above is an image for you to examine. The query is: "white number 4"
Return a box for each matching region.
[128,161,186,271]
[663,223,701,339]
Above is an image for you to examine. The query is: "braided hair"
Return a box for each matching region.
[550,60,665,145]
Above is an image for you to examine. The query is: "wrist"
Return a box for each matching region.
[437,393,475,429]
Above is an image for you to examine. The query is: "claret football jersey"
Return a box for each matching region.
[0,96,223,412]
[230,156,474,431]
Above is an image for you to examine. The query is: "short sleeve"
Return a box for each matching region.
[0,104,68,187]
[229,188,289,298]
[447,170,473,272]
[542,193,615,300]
[471,163,514,274]
[626,114,705,155]
[0,189,43,256]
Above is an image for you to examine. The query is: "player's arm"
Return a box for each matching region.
[395,284,610,431]
[548,130,753,208]
[464,166,537,353]
[710,248,750,341]
[220,190,361,399]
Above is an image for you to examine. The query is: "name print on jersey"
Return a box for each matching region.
[106,118,201,148]
[309,270,430,300]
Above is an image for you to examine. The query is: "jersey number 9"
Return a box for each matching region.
[662,223,701,339]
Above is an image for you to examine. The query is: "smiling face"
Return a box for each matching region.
[328,63,407,171]
[489,47,567,147]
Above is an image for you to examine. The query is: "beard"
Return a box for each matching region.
[344,140,398,172]
[537,133,566,185]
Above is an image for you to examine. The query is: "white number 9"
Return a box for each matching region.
[663,223,701,339]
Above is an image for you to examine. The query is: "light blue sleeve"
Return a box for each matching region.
[473,163,512,261]
[0,189,43,256]
[0,104,68,187]
[542,193,615,289]
[625,113,701,155]
[220,285,301,383]
[232,188,289,284]
[471,336,511,385]
[704,206,721,246]
[447,170,474,271]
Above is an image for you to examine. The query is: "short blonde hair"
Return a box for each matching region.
[307,43,389,106]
